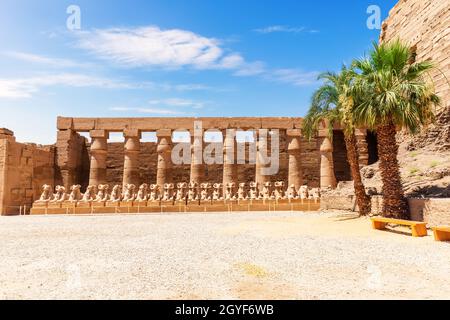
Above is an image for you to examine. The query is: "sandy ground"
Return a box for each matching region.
[0,211,449,300]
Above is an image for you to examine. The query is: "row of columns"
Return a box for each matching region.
[87,128,338,190]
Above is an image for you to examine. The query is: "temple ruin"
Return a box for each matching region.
[0,117,375,215]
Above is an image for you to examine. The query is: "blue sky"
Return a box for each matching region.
[0,0,398,144]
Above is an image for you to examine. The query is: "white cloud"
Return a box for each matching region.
[0,73,141,99]
[73,25,320,88]
[234,61,266,76]
[76,26,245,70]
[254,25,318,34]
[148,98,206,109]
[3,51,90,68]
[110,107,186,115]
[268,69,320,86]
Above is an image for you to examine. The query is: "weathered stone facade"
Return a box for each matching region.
[0,129,55,215]
[0,117,372,215]
[54,117,364,193]
[380,0,450,113]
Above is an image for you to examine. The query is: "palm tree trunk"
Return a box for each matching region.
[344,132,371,215]
[376,121,409,219]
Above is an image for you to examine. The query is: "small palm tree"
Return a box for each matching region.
[352,39,440,219]
[304,66,371,216]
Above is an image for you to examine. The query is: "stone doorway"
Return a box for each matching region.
[332,130,351,182]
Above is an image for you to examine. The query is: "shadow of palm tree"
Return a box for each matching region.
[332,213,361,222]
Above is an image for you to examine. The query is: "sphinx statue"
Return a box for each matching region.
[176,182,188,201]
[224,182,236,200]
[162,183,174,201]
[298,185,309,200]
[36,184,53,203]
[122,184,136,202]
[95,184,110,202]
[260,182,272,200]
[68,185,83,202]
[188,182,198,201]
[212,183,222,200]
[309,188,320,200]
[248,182,259,200]
[50,185,67,203]
[273,181,285,200]
[136,183,148,202]
[286,184,297,200]
[148,184,159,201]
[200,183,212,201]
[110,185,122,202]
[81,185,96,202]
[237,183,247,200]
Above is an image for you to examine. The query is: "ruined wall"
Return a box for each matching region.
[381,0,450,113]
[409,198,450,227]
[0,129,55,215]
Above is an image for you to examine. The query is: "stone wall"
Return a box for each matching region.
[381,0,450,113]
[0,117,355,214]
[0,129,55,215]
[320,195,383,215]
[409,198,450,227]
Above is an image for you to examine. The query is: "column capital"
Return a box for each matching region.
[286,129,302,137]
[123,128,141,139]
[89,129,109,139]
[317,129,331,138]
[156,129,172,138]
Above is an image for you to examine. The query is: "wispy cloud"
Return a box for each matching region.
[75,26,246,70]
[148,98,207,109]
[110,106,186,115]
[268,69,320,86]
[3,51,91,68]
[0,73,142,99]
[155,82,231,92]
[110,97,208,115]
[254,25,319,34]
[234,61,266,76]
[72,25,319,88]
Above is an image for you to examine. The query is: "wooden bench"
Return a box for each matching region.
[432,226,450,242]
[371,217,428,237]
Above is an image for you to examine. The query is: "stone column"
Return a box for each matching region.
[89,130,109,186]
[287,129,303,190]
[123,129,141,187]
[222,129,237,191]
[255,129,270,192]
[318,129,337,189]
[189,129,204,184]
[156,129,173,188]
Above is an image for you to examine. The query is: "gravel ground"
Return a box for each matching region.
[0,211,449,300]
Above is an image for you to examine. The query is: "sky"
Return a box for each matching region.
[0,0,398,144]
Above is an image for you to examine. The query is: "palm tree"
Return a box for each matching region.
[352,39,440,219]
[304,66,371,216]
